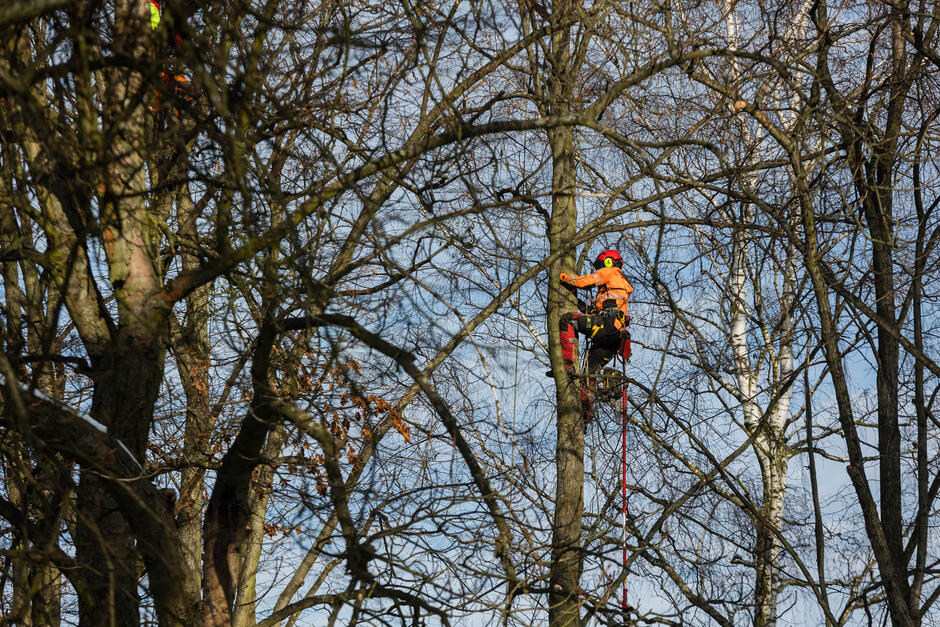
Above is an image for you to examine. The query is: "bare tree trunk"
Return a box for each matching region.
[233,425,287,627]
[8,472,32,625]
[172,181,213,590]
[727,214,797,627]
[721,2,812,617]
[203,307,281,627]
[813,3,918,623]
[31,562,62,627]
[73,477,141,626]
[752,452,788,626]
[542,8,584,627]
[910,122,934,608]
[796,174,917,627]
[547,121,585,627]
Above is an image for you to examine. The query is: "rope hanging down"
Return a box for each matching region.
[621,349,630,620]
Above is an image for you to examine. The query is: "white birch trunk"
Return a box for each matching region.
[723,2,809,622]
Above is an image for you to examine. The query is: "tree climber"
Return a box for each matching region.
[149,1,191,108]
[551,250,633,422]
[555,249,633,375]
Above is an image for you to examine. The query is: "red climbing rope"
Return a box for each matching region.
[621,351,628,615]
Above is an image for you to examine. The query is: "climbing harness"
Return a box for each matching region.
[576,315,630,421]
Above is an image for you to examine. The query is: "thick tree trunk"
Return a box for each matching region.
[74,345,167,625]
[31,562,62,627]
[73,475,141,627]
[547,121,584,627]
[70,0,176,622]
[176,337,211,590]
[8,474,32,625]
[543,1,587,623]
[863,186,909,612]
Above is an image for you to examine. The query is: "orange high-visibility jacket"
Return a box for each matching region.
[567,266,633,317]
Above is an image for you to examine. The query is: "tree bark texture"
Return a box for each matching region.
[547,122,584,627]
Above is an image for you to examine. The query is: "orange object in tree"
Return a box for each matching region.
[149,1,192,112]
[559,249,633,324]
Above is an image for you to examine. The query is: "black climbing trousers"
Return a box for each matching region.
[559,310,624,373]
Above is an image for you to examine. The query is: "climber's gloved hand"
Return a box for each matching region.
[559,272,572,284]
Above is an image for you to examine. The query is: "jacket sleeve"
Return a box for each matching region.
[568,272,603,288]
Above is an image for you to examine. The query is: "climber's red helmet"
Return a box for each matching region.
[593,249,623,270]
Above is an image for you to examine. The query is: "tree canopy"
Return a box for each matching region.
[2,0,940,625]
